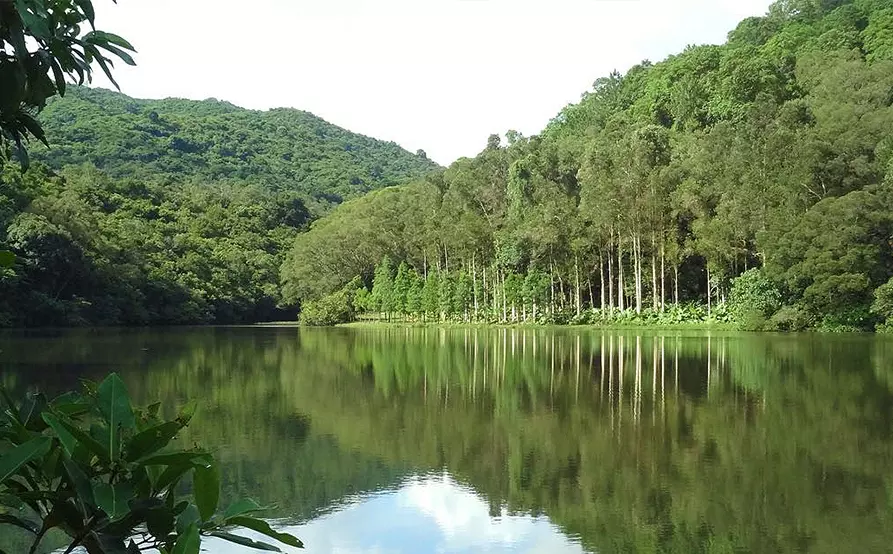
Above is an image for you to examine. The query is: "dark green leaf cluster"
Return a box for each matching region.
[0,373,302,553]
[0,0,137,169]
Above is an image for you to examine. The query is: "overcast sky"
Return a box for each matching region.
[90,0,774,165]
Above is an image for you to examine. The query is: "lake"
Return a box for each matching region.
[2,326,892,553]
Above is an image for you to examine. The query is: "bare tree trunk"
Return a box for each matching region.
[706,264,712,316]
[608,242,614,313]
[660,241,666,312]
[549,260,556,315]
[574,255,582,317]
[599,252,606,312]
[472,253,478,320]
[633,231,642,314]
[651,233,658,311]
[501,269,507,323]
[618,239,625,312]
[674,264,679,306]
[589,277,596,311]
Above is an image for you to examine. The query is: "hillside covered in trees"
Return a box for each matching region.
[34,87,440,212]
[0,89,437,326]
[284,0,893,331]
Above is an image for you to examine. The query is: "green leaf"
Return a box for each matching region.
[0,494,25,510]
[226,517,303,548]
[177,400,197,424]
[50,58,66,96]
[175,504,200,535]
[208,531,282,552]
[74,0,96,27]
[193,463,219,522]
[85,45,120,90]
[96,42,136,66]
[63,459,95,508]
[14,134,30,171]
[19,393,48,431]
[93,481,134,521]
[17,113,48,147]
[0,251,14,268]
[0,436,52,484]
[146,506,175,540]
[171,522,200,554]
[146,402,162,419]
[52,415,108,462]
[95,373,135,460]
[138,451,212,468]
[87,30,135,51]
[42,413,78,457]
[51,391,91,417]
[0,513,39,534]
[223,498,268,520]
[124,420,184,462]
[13,0,50,39]
[155,462,194,492]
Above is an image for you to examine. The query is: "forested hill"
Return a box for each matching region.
[284,0,893,332]
[0,89,438,327]
[33,87,439,211]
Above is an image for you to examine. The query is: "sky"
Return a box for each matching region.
[203,472,588,553]
[89,0,775,166]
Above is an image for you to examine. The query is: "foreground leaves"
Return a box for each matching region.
[0,373,302,553]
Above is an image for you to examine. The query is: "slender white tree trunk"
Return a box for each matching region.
[660,241,666,312]
[599,253,606,312]
[618,239,625,312]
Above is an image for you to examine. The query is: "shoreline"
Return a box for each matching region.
[339,320,738,332]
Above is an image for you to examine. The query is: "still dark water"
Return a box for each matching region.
[2,326,893,553]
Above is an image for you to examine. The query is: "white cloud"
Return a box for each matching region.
[199,472,586,553]
[87,0,774,164]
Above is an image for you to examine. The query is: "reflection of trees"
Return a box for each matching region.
[2,328,892,553]
[289,328,893,553]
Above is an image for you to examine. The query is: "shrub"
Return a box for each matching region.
[767,304,813,331]
[300,289,355,326]
[871,277,893,330]
[728,269,782,329]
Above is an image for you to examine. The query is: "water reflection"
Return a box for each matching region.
[209,472,586,554]
[1,327,892,553]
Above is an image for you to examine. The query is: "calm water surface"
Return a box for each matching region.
[1,327,892,553]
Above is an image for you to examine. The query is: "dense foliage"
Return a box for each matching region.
[0,163,310,326]
[0,89,436,326]
[283,0,893,331]
[0,373,301,553]
[33,87,439,212]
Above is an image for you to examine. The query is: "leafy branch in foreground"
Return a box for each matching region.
[0,0,137,168]
[0,373,302,553]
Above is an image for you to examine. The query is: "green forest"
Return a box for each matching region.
[2,0,893,330]
[285,0,893,332]
[0,89,438,326]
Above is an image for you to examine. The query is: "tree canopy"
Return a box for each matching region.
[283,0,893,331]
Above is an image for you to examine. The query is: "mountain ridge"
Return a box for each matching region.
[33,86,440,212]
